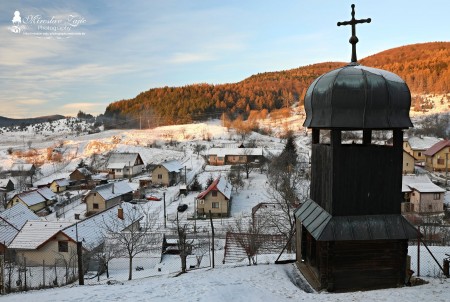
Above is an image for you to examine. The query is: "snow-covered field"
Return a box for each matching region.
[1,262,449,302]
[1,115,450,301]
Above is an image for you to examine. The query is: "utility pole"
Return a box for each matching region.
[446,153,449,187]
[209,210,215,268]
[163,192,166,228]
[76,222,84,285]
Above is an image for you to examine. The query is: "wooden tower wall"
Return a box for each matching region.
[310,143,403,216]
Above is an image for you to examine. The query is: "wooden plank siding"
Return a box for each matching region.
[321,240,408,292]
[311,144,403,216]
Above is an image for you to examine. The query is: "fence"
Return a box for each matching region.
[2,223,447,296]
[408,224,450,278]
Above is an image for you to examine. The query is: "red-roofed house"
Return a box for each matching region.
[196,177,232,218]
[424,139,450,172]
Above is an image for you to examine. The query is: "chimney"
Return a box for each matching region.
[118,206,124,220]
[112,183,115,194]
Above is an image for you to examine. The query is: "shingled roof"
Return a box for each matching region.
[424,139,450,156]
[197,176,232,200]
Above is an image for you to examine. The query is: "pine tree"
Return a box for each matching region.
[205,174,215,188]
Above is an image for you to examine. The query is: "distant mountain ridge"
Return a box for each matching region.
[100,42,449,127]
[0,115,66,127]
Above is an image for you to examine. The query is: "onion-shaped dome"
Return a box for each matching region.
[303,64,413,129]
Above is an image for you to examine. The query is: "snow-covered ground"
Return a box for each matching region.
[1,115,450,301]
[1,262,449,302]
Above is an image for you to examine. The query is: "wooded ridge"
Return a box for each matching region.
[104,42,450,128]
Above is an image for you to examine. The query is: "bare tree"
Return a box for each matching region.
[101,204,158,280]
[193,143,206,157]
[227,167,244,192]
[227,215,264,265]
[193,235,209,268]
[176,221,192,273]
[263,152,310,251]
[241,148,258,179]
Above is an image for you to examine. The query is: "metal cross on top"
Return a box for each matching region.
[337,4,371,63]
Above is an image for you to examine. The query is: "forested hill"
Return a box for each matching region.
[104,42,450,128]
[0,115,65,127]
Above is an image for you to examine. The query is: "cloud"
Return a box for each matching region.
[17,99,48,105]
[60,102,108,116]
[168,52,216,64]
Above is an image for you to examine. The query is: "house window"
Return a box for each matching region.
[212,202,219,208]
[58,241,68,253]
[93,203,99,209]
[418,152,422,157]
[212,191,218,197]
[412,192,415,196]
[437,159,445,165]
[199,200,204,205]
[434,193,440,200]
[406,163,409,166]
[158,174,162,179]
[428,205,433,210]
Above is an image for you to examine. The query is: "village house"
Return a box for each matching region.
[6,203,143,268]
[69,167,92,184]
[402,150,416,174]
[0,203,39,254]
[10,163,36,177]
[403,136,441,164]
[8,220,75,266]
[151,160,183,186]
[49,178,70,193]
[0,178,15,192]
[402,175,445,215]
[84,180,133,215]
[207,148,264,166]
[424,139,450,172]
[63,203,142,252]
[196,177,232,218]
[106,152,145,179]
[6,187,56,213]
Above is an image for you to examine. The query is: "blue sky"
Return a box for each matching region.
[0,0,449,118]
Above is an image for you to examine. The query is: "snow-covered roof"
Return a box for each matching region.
[37,187,56,200]
[107,152,143,169]
[92,173,108,180]
[408,136,441,150]
[9,220,73,250]
[10,163,35,171]
[160,160,183,172]
[0,203,40,247]
[52,178,70,187]
[15,190,47,206]
[73,167,92,176]
[0,203,39,230]
[63,203,142,251]
[0,221,18,247]
[197,177,232,200]
[90,180,133,201]
[401,183,412,193]
[402,175,446,193]
[0,178,13,187]
[208,148,263,157]
[424,139,450,156]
